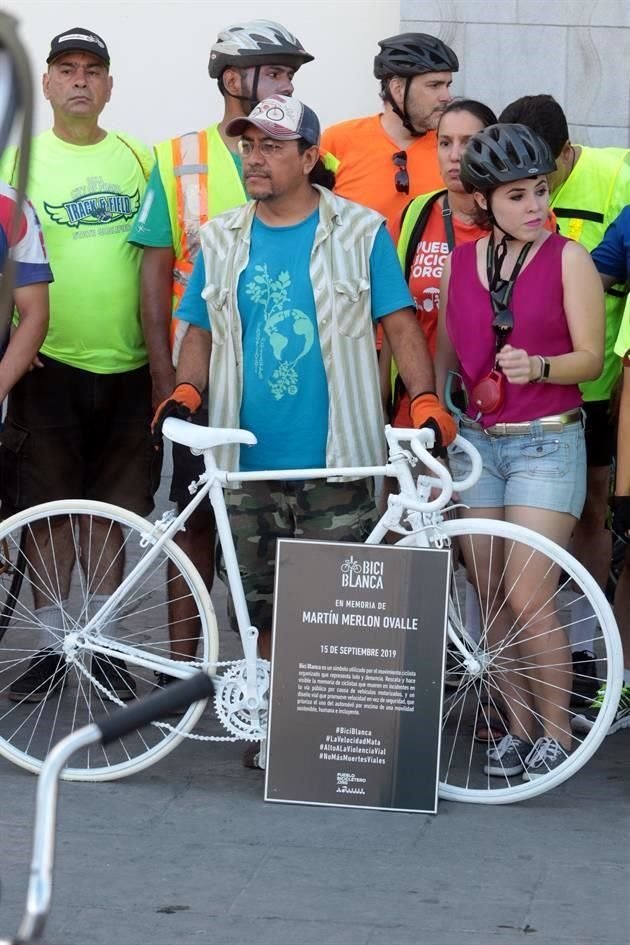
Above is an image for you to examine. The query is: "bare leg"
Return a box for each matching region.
[458,508,536,741]
[571,466,611,590]
[78,517,124,594]
[25,518,76,610]
[505,506,577,748]
[169,506,215,659]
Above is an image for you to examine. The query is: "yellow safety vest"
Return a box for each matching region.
[155,124,246,355]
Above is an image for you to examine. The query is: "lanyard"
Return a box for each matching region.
[442,194,456,252]
[485,235,532,312]
[486,236,532,354]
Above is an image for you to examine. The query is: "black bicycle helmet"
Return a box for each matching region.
[209,20,313,78]
[460,123,556,194]
[374,33,459,79]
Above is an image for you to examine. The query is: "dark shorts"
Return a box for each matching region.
[583,399,616,468]
[0,355,160,516]
[169,397,211,511]
[217,477,378,632]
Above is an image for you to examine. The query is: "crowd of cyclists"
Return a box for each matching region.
[1,20,629,776]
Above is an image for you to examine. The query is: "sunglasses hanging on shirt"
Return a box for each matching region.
[392,150,409,194]
[469,235,533,416]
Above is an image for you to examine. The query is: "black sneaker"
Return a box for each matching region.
[92,656,136,701]
[9,650,66,703]
[571,650,600,707]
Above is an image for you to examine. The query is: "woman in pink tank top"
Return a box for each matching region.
[435,124,604,779]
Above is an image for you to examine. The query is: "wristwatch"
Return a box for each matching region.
[533,356,550,383]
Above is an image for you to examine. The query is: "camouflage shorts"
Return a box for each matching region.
[218,478,378,632]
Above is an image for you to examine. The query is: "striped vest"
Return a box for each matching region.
[154,124,246,364]
[199,186,386,476]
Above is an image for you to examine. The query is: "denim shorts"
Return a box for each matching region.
[448,420,587,518]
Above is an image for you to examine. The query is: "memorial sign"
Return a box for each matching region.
[265,539,450,813]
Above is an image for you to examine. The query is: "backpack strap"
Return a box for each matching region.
[402,189,447,281]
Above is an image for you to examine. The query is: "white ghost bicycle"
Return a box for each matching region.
[0,422,622,803]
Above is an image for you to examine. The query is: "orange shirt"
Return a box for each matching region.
[407,200,486,357]
[321,114,443,238]
[393,199,485,426]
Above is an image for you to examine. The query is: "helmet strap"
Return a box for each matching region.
[219,65,263,112]
[487,194,515,242]
[385,78,426,138]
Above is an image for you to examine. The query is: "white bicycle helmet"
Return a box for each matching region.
[209,20,313,78]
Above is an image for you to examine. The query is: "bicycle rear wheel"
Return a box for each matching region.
[0,500,218,781]
[399,518,622,803]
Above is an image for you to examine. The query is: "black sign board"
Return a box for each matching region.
[265,540,450,813]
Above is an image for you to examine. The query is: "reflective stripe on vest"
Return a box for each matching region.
[172,130,209,300]
[156,125,246,362]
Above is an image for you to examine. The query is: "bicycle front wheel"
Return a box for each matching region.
[0,500,219,781]
[400,518,622,804]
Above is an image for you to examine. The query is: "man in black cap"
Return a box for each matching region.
[1,28,156,705]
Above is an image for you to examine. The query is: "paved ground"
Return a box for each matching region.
[1,462,629,945]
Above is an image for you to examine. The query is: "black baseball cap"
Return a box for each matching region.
[47,27,110,66]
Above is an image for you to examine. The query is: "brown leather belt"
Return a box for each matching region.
[459,408,583,437]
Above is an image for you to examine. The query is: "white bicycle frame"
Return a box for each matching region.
[70,423,482,720]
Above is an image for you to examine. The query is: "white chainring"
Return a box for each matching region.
[213,659,270,740]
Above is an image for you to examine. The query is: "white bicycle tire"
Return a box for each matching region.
[0,499,219,781]
[399,517,623,804]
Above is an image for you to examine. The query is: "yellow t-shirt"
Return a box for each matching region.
[1,130,152,374]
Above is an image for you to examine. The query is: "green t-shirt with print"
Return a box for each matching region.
[1,130,152,374]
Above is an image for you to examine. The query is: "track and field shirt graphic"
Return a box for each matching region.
[0,182,52,287]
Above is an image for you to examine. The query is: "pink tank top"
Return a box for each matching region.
[446,234,582,425]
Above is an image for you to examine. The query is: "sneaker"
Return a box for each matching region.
[92,656,136,701]
[9,649,66,703]
[572,683,630,735]
[522,737,569,780]
[243,741,262,769]
[483,734,533,777]
[571,650,600,707]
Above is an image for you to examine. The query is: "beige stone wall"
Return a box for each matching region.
[401,0,630,147]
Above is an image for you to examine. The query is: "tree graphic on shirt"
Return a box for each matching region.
[245,264,314,400]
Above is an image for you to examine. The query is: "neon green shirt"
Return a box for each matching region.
[1,130,152,374]
[551,145,630,401]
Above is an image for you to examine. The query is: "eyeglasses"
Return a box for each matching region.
[491,306,514,352]
[238,138,286,158]
[392,150,409,194]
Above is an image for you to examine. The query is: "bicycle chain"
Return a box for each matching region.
[69,656,262,742]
